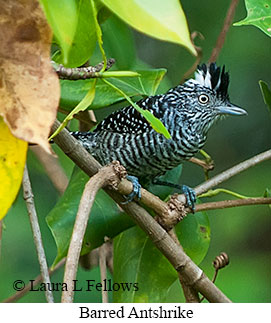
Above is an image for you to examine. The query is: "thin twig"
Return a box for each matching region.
[61,162,125,303]
[180,31,204,83]
[189,157,214,171]
[194,150,271,198]
[52,120,231,303]
[209,0,239,62]
[53,58,115,80]
[30,146,69,194]
[22,165,54,303]
[2,258,65,303]
[195,197,271,212]
[99,243,108,303]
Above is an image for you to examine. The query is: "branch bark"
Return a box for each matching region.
[52,58,115,80]
[196,197,271,212]
[99,243,109,303]
[61,162,125,303]
[22,165,54,303]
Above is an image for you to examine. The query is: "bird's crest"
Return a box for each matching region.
[194,63,229,99]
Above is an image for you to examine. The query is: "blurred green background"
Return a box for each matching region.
[0,0,270,302]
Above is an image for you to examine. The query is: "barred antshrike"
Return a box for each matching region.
[72,63,247,210]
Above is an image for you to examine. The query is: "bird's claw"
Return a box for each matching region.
[182,185,196,213]
[121,175,142,204]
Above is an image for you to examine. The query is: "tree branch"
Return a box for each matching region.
[51,58,115,81]
[196,197,271,212]
[22,165,54,303]
[61,162,126,303]
[52,120,231,303]
[209,0,239,62]
[52,58,115,80]
[99,243,109,303]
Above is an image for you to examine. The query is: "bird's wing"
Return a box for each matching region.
[94,96,163,134]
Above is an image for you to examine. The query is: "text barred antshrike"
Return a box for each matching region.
[72,63,247,209]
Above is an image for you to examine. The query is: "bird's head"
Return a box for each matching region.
[180,63,247,134]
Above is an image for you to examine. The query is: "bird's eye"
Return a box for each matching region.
[198,94,210,104]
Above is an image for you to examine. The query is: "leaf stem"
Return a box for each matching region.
[199,188,249,199]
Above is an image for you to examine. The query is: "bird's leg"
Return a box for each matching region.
[121,175,142,204]
[152,178,196,212]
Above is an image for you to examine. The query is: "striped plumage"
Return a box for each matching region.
[72,63,247,187]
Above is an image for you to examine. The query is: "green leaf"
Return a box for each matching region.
[264,188,271,197]
[39,0,78,64]
[50,79,97,139]
[46,167,134,267]
[175,208,210,265]
[91,0,107,69]
[56,0,97,67]
[100,0,197,55]
[259,80,271,113]
[234,0,271,37]
[113,209,210,302]
[113,226,183,302]
[263,188,271,210]
[102,14,137,70]
[59,69,167,110]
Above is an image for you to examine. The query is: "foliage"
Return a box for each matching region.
[234,0,271,37]
[0,0,270,304]
[0,118,27,220]
[259,80,271,113]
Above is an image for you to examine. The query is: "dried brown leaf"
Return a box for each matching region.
[0,0,60,153]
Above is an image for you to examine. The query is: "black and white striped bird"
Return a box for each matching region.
[72,63,247,209]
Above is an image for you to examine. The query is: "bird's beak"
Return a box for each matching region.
[217,103,247,116]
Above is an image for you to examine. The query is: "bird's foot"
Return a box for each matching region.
[182,185,196,213]
[121,175,142,204]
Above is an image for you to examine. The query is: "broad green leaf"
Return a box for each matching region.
[46,166,134,266]
[175,207,210,265]
[259,80,271,113]
[102,14,137,69]
[39,0,78,64]
[113,210,210,302]
[50,79,97,139]
[0,117,28,220]
[54,0,97,67]
[91,0,107,68]
[113,226,183,302]
[59,69,167,110]
[234,0,271,37]
[100,0,196,55]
